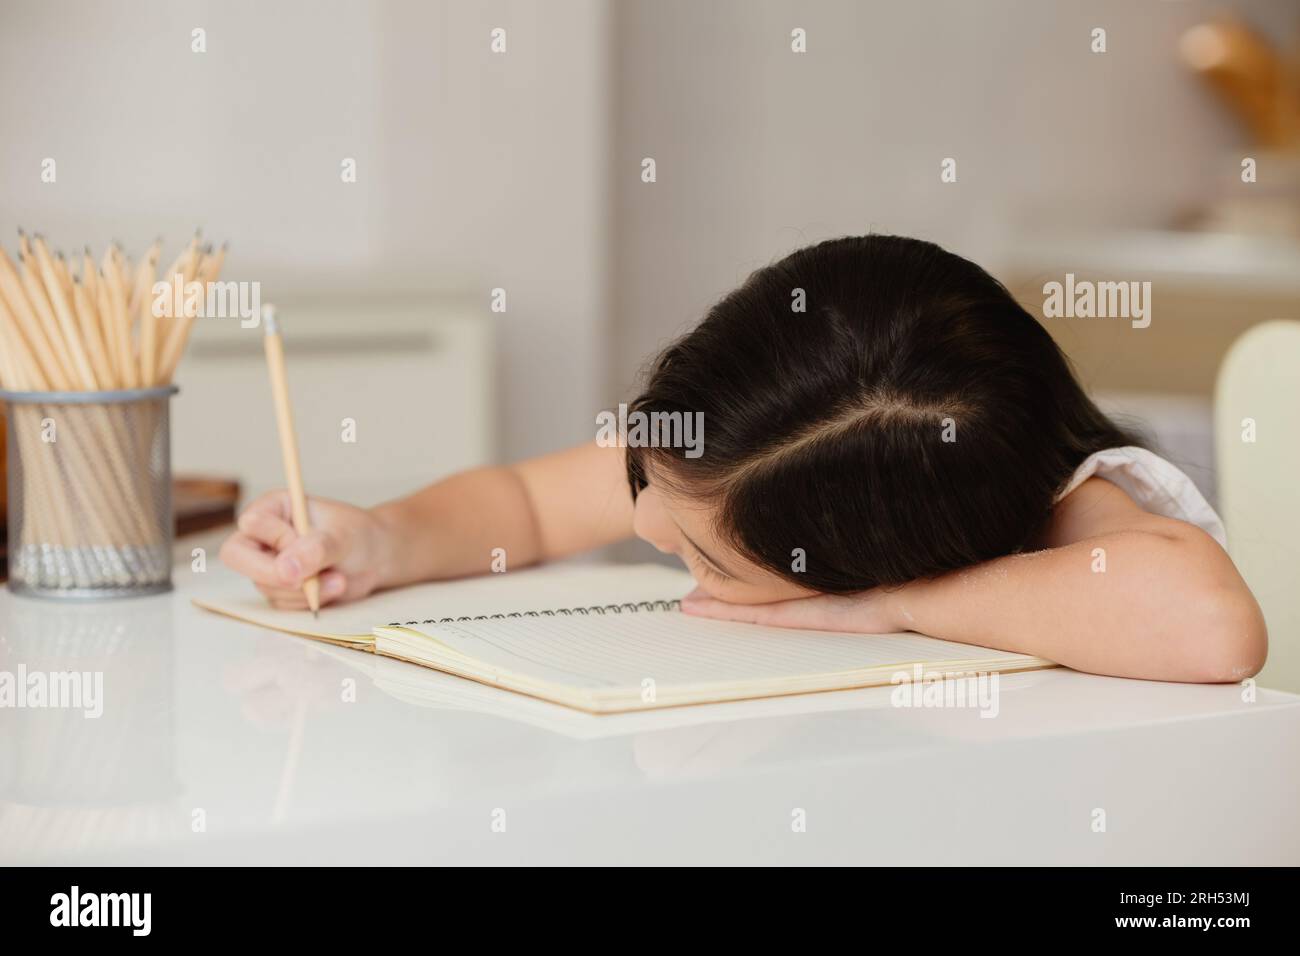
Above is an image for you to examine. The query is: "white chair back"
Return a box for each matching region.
[1215,320,1300,693]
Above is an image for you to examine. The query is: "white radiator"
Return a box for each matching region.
[170,299,494,508]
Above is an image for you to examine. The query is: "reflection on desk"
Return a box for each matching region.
[2,557,1297,865]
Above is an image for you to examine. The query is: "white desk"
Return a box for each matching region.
[2,538,1298,866]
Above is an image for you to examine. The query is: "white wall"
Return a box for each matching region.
[608,0,1300,391]
[0,0,613,461]
[3,0,1297,456]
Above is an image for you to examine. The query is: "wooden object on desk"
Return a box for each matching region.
[173,476,242,536]
[0,405,6,522]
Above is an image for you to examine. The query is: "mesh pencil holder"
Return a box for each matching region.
[1,386,178,599]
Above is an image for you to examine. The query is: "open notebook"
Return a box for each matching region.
[194,563,1056,713]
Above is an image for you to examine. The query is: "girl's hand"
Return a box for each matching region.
[218,490,394,609]
[680,586,905,634]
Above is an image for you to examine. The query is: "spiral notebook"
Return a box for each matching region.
[194,563,1055,713]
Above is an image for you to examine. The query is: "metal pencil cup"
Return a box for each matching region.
[1,386,178,599]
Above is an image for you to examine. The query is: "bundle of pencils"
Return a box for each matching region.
[0,230,225,392]
[0,230,226,593]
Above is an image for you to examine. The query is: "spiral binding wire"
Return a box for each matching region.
[389,598,681,627]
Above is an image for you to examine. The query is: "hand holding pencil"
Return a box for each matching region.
[219,488,390,611]
[222,307,394,611]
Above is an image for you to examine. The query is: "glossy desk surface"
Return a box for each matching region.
[2,542,1297,865]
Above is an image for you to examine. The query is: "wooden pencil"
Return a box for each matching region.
[83,248,118,385]
[99,247,138,389]
[0,247,71,389]
[128,238,161,317]
[16,244,77,389]
[33,238,98,389]
[71,278,115,389]
[158,242,224,384]
[261,305,321,616]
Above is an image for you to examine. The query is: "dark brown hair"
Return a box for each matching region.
[625,234,1143,593]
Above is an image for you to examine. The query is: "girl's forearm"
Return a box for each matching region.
[891,528,1267,683]
[371,465,545,587]
[368,442,637,589]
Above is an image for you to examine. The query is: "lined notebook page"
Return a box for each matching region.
[408,611,1039,690]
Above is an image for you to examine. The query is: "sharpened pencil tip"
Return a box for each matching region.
[312,609,319,619]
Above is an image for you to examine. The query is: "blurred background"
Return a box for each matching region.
[2,1,1298,679]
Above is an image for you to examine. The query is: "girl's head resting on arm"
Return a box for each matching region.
[625,234,1141,604]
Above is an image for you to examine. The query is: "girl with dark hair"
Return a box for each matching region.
[221,235,1266,683]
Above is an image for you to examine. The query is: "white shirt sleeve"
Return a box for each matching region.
[1056,446,1228,548]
